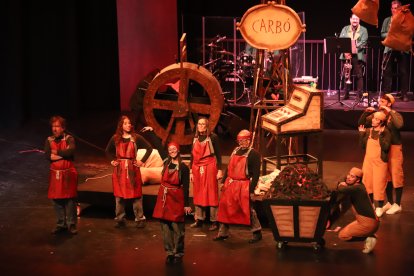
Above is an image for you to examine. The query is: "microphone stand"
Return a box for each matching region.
[377,51,391,105]
[325,59,352,108]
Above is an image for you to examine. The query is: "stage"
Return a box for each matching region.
[323,90,414,130]
[1,97,414,274]
[1,115,414,275]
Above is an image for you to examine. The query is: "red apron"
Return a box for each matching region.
[152,166,185,222]
[191,137,219,206]
[48,135,78,199]
[217,148,251,225]
[112,139,142,199]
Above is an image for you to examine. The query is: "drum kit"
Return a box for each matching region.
[204,36,280,104]
[204,36,256,104]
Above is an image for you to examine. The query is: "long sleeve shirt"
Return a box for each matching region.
[358,110,404,145]
[359,127,392,162]
[105,134,153,163]
[44,134,75,162]
[339,24,368,62]
[337,183,376,219]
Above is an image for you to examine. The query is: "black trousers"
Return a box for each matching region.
[382,51,409,95]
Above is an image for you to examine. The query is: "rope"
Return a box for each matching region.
[85,174,112,182]
[66,130,106,152]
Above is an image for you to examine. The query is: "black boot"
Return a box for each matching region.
[249,230,262,243]
[213,235,229,241]
[190,220,203,228]
[165,255,174,265]
[51,226,67,235]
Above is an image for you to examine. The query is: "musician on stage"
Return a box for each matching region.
[339,14,368,100]
[381,0,410,102]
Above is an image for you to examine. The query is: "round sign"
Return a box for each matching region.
[237,3,306,51]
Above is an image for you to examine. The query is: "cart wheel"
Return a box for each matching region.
[276,241,287,249]
[319,238,326,247]
[313,238,325,252]
[313,243,321,252]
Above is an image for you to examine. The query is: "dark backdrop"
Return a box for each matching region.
[1,0,120,128]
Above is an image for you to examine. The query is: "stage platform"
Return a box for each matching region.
[2,114,414,275]
[323,91,414,130]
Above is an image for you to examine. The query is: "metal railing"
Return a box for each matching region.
[198,36,413,94]
[300,39,413,93]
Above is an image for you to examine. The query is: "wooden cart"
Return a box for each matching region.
[263,196,334,252]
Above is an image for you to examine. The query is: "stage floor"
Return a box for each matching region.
[1,113,413,275]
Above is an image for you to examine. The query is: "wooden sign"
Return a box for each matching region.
[237,2,306,51]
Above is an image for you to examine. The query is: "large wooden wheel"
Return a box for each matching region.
[143,62,224,146]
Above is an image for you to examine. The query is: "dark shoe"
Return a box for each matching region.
[68,225,78,235]
[249,231,262,244]
[208,222,219,231]
[213,235,229,241]
[135,220,146,228]
[114,220,126,228]
[165,255,174,265]
[190,220,203,228]
[173,256,183,264]
[343,93,350,100]
[51,226,67,235]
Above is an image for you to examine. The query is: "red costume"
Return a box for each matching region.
[112,138,142,198]
[217,148,251,225]
[191,137,219,206]
[153,166,185,222]
[47,135,78,199]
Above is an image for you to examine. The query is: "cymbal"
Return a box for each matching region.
[217,50,235,56]
[207,43,220,47]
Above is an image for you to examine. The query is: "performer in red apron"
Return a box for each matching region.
[153,142,191,265]
[190,117,222,231]
[105,115,153,228]
[358,94,405,215]
[214,130,262,243]
[45,116,78,235]
[359,112,391,217]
